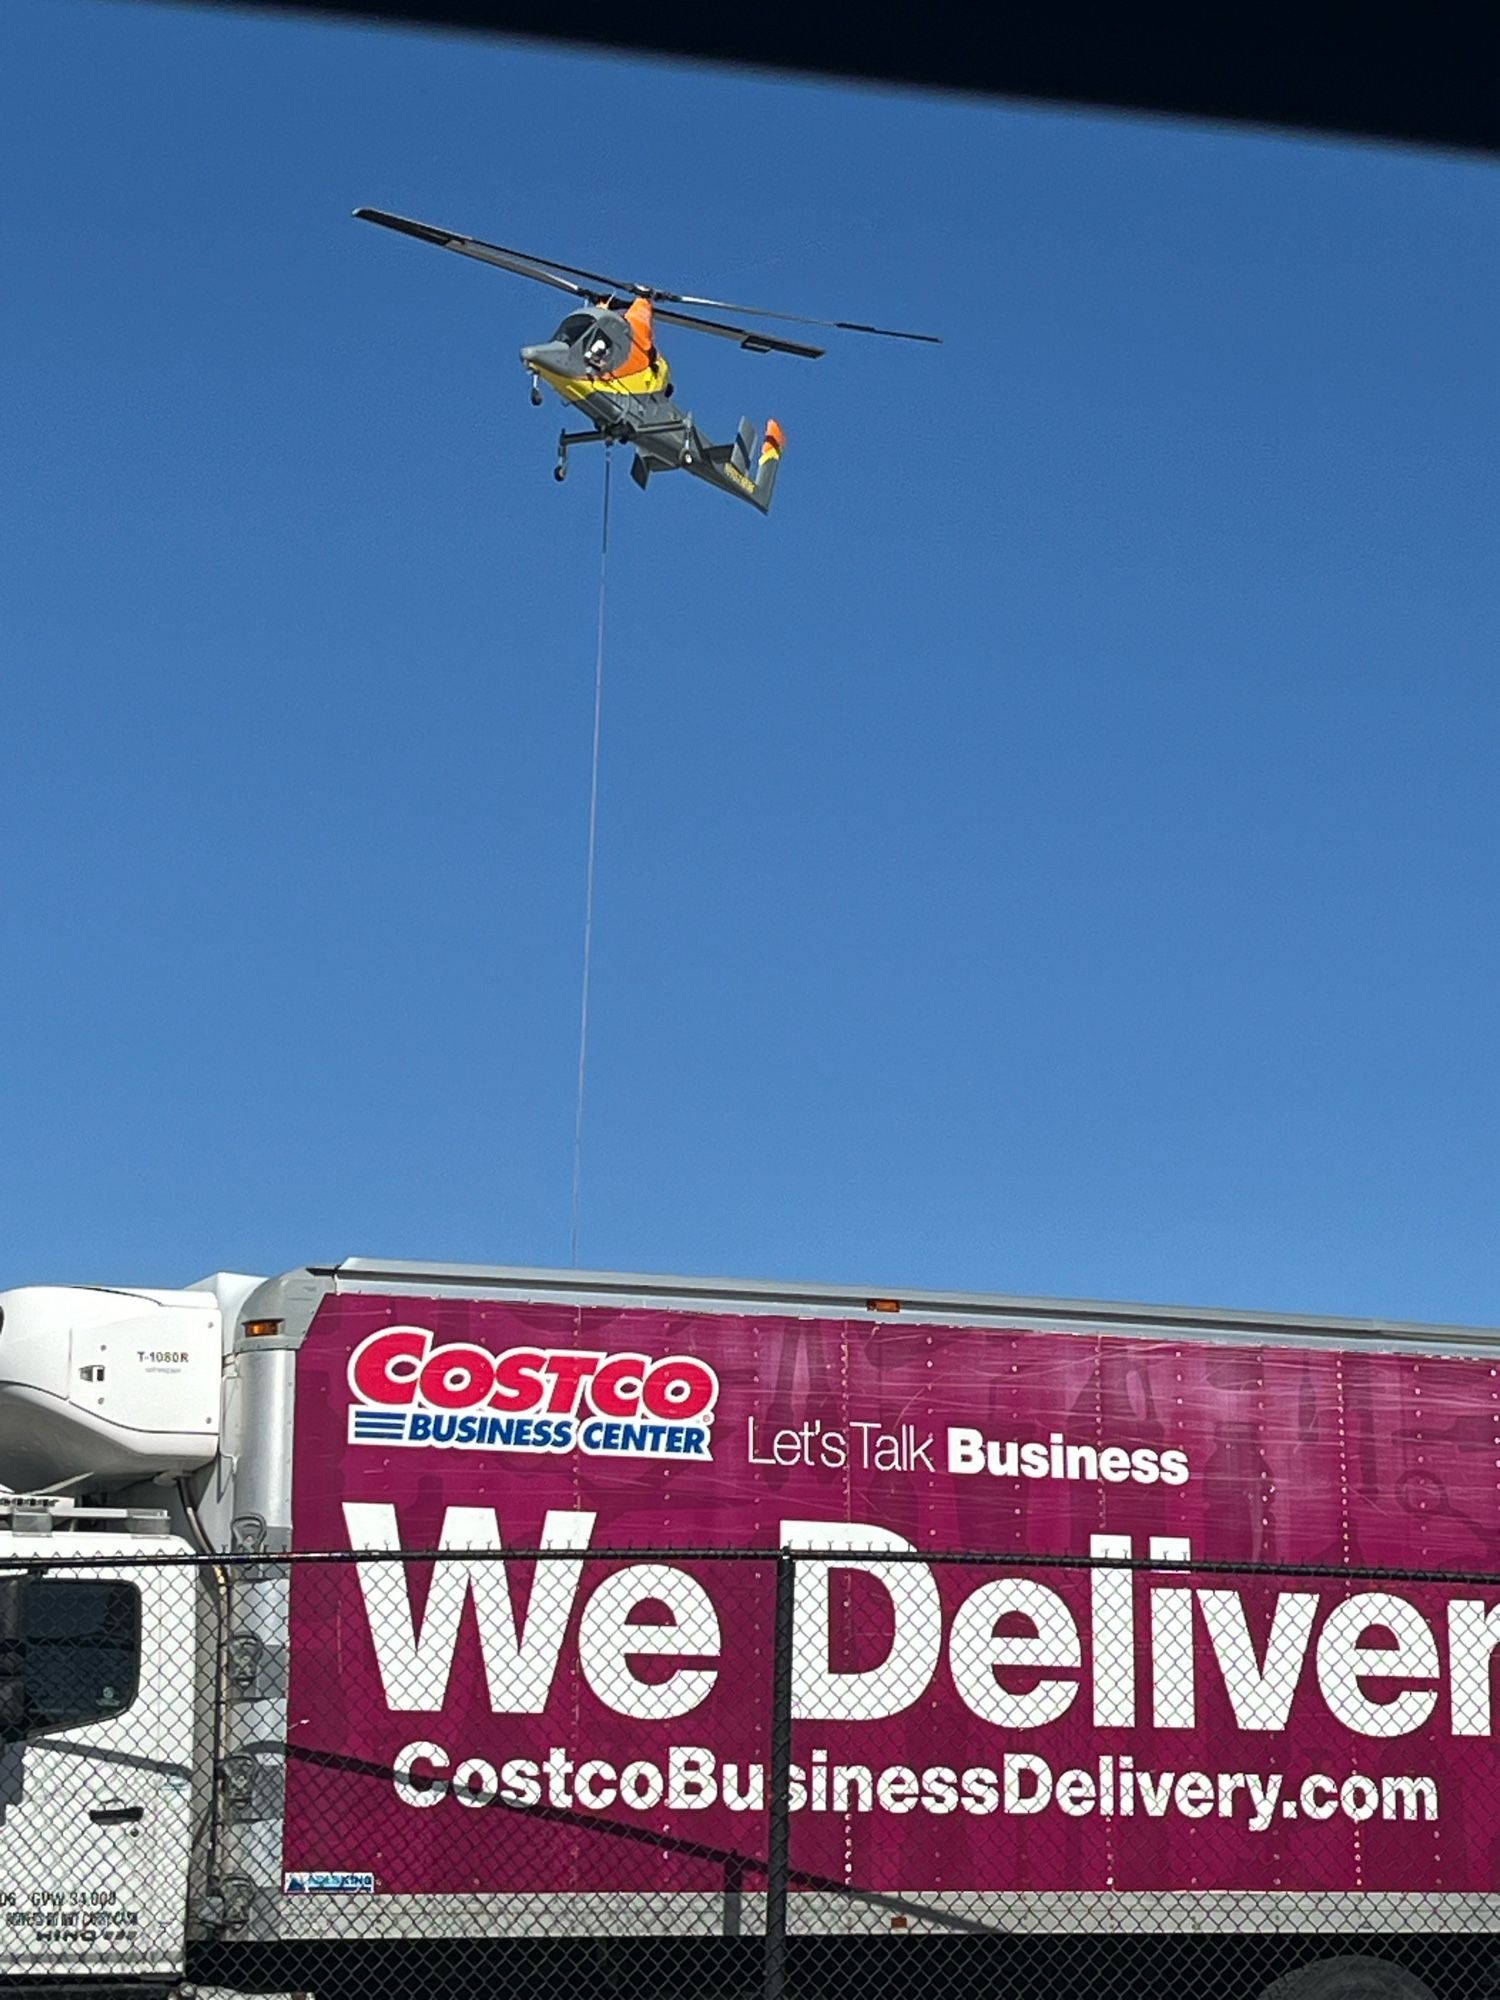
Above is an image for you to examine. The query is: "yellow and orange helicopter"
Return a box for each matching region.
[355,208,939,515]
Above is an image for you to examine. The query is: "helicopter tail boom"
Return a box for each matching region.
[632,414,786,512]
[700,417,783,512]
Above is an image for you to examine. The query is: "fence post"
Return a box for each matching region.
[764,1549,795,2000]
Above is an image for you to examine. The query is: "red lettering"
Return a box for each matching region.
[642,1355,716,1421]
[590,1353,650,1419]
[349,1327,431,1406]
[541,1352,604,1416]
[351,1331,720,1425]
[489,1348,546,1412]
[417,1344,497,1411]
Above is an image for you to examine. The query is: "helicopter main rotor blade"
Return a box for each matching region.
[355,209,941,345]
[669,294,941,343]
[354,209,607,299]
[653,306,824,360]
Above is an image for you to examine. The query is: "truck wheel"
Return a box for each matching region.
[1255,1956,1438,2000]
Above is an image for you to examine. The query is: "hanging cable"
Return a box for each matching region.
[570,447,612,1266]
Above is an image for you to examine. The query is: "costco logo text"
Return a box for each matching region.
[346,1326,718,1460]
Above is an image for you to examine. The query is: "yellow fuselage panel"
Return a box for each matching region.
[532,357,669,403]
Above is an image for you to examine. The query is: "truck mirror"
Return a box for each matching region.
[0,1573,24,1745]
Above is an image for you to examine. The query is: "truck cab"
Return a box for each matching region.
[0,1504,198,1983]
[0,1280,219,1989]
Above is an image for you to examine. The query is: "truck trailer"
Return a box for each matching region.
[1,1257,1498,2000]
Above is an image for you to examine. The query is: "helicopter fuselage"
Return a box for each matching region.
[520,299,778,508]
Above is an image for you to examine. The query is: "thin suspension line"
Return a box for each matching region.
[570,447,612,1267]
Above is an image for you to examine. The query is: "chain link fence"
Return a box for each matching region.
[4,1541,1500,1999]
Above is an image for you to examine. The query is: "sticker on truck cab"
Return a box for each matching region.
[283,1872,376,1895]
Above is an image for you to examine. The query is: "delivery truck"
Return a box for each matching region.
[1,1257,1497,2000]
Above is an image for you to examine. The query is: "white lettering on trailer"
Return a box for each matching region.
[345,1504,725,1720]
[1091,1536,1136,1726]
[386,1742,1442,1830]
[1150,1536,1197,1729]
[1316,1594,1441,1737]
[576,1565,722,1719]
[344,1509,1500,1737]
[1196,1591,1319,1731]
[1448,1597,1500,1734]
[779,1520,942,1722]
[343,1502,597,1713]
[945,1428,1191,1487]
[948,1578,1081,1727]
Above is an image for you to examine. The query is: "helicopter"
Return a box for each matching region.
[354,208,940,514]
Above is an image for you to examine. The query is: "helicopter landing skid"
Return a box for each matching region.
[554,428,611,483]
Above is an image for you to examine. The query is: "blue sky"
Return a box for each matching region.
[3,0,1497,1322]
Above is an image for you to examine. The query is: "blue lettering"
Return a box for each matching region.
[399,1409,583,1452]
[571,1416,707,1457]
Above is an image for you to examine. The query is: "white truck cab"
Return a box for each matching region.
[0,1504,198,1981]
[0,1278,217,1988]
